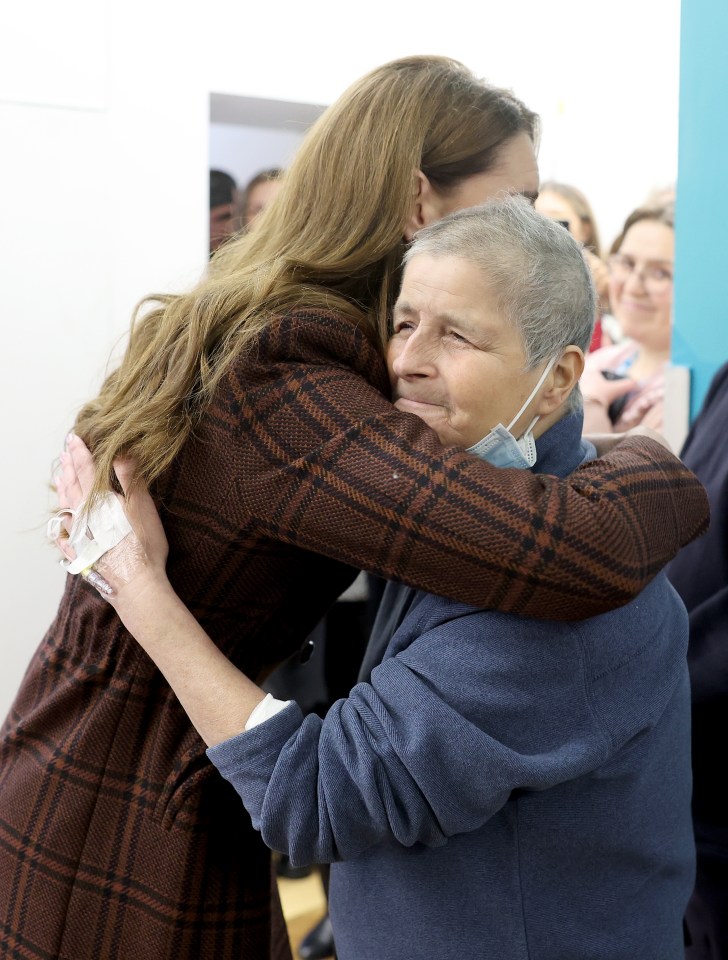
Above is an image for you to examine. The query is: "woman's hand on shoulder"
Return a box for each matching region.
[53,434,171,607]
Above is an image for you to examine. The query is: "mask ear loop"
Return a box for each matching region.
[506,356,557,437]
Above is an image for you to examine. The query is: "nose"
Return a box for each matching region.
[389,328,438,379]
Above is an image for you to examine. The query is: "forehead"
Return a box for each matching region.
[619,219,674,259]
[397,253,489,303]
[482,131,540,198]
[395,253,522,342]
[535,191,576,219]
[249,179,278,201]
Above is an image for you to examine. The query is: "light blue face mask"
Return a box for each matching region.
[467,356,557,469]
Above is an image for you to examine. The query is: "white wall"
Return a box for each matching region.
[210,124,306,197]
[0,0,680,717]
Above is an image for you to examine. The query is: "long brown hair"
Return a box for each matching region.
[75,55,538,503]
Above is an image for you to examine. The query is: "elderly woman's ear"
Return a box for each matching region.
[536,346,585,416]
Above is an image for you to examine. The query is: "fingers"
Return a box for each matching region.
[580,366,634,407]
[51,452,81,543]
[47,433,163,593]
[55,436,169,573]
[65,434,97,501]
[57,451,85,512]
[113,458,135,496]
[626,424,672,452]
[56,534,78,564]
[603,378,634,401]
[585,432,624,457]
[113,461,169,568]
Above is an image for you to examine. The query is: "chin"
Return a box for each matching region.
[433,429,467,449]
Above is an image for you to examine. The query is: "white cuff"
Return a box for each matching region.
[245,693,292,730]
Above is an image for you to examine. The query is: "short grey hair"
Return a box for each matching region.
[403,194,596,412]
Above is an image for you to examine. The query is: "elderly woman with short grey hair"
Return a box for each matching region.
[54,196,694,960]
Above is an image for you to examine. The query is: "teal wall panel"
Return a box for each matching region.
[675,0,728,416]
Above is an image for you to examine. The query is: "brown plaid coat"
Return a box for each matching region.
[0,311,709,959]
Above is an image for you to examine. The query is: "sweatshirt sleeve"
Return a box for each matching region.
[232,312,709,621]
[207,614,611,865]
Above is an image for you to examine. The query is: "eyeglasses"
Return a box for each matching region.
[608,253,673,293]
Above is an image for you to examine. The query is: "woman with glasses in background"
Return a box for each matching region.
[580,203,674,433]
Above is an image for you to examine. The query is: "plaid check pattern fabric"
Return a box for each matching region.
[0,311,709,959]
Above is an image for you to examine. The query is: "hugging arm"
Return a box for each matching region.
[203,313,709,621]
[54,437,607,865]
[208,627,609,865]
[57,313,709,629]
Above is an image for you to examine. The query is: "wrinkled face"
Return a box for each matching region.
[534,190,589,246]
[438,131,540,216]
[244,179,282,228]
[609,220,674,353]
[388,253,548,448]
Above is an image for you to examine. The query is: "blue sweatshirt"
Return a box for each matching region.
[209,412,694,960]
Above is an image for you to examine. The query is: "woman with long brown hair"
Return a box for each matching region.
[0,56,707,960]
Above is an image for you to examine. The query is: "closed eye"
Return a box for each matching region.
[392,319,416,335]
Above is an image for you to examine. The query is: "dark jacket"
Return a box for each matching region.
[667,361,728,957]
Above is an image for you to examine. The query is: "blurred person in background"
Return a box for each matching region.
[580,203,674,434]
[241,167,284,230]
[645,182,676,208]
[535,180,611,350]
[209,169,240,255]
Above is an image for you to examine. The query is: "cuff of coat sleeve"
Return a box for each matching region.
[206,702,305,785]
